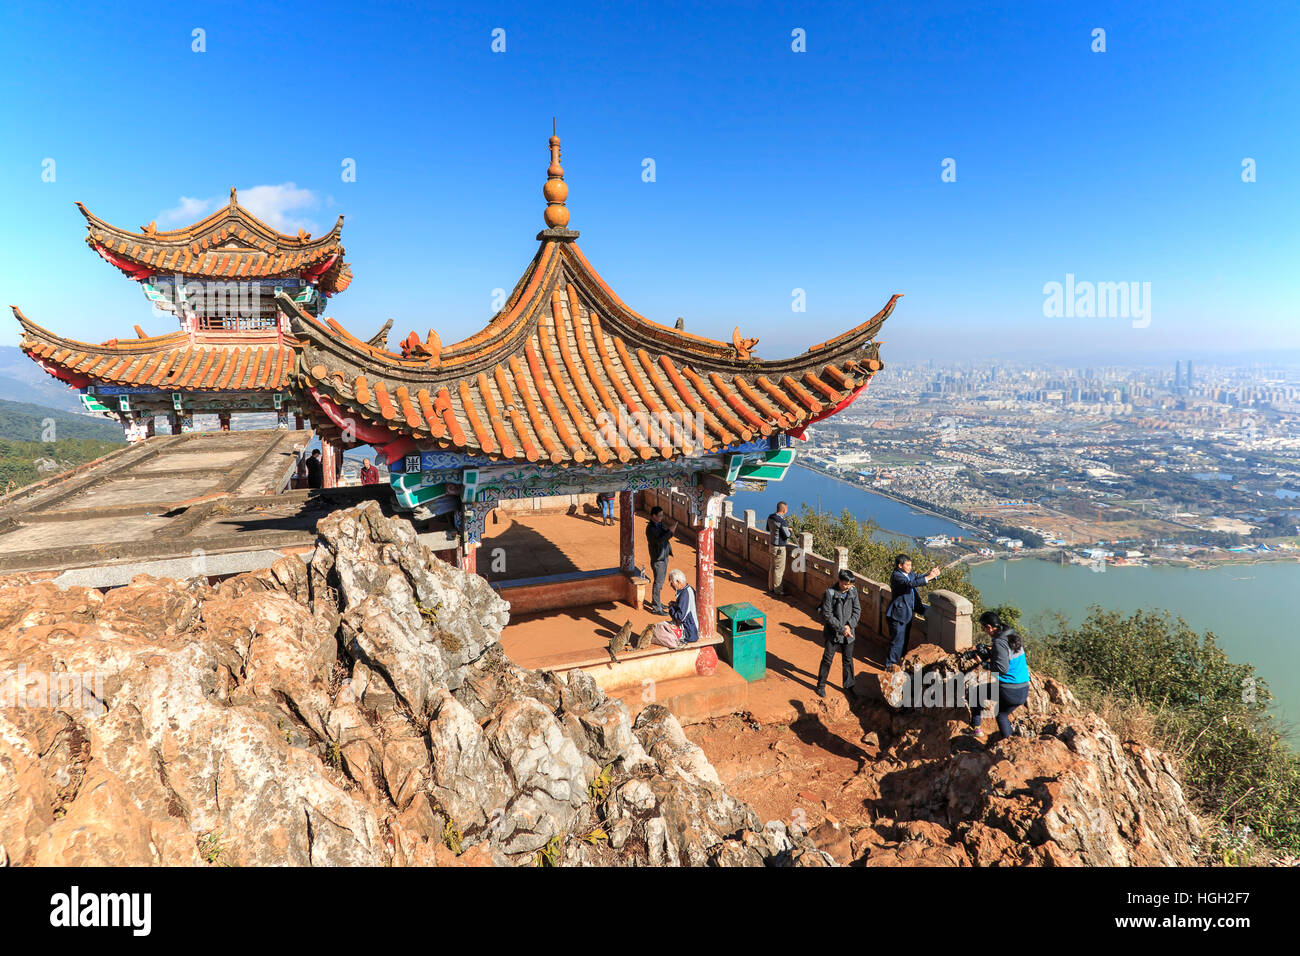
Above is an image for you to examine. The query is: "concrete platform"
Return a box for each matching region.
[480,504,624,582]
[0,429,409,578]
[496,509,891,727]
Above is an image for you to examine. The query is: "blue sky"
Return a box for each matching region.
[0,0,1295,364]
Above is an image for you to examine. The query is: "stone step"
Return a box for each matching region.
[608,662,749,726]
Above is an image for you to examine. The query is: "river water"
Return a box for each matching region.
[731,465,969,541]
[734,466,1300,730]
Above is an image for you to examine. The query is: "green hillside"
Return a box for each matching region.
[0,397,123,442]
[0,398,123,494]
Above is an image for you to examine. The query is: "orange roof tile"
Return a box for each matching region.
[283,239,899,465]
[11,306,294,392]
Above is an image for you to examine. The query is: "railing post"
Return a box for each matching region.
[926,590,974,652]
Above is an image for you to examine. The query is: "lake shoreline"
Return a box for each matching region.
[790,461,988,540]
[963,551,1300,571]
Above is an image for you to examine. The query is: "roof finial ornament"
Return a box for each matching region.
[543,124,570,230]
[230,186,238,204]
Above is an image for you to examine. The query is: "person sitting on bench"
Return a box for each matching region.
[652,569,699,647]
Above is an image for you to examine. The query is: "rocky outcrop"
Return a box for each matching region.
[853,645,1202,866]
[0,501,830,867]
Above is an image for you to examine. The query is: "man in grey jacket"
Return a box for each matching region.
[816,569,861,699]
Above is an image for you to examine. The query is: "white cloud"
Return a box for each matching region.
[235,183,320,234]
[158,195,216,226]
[155,183,321,234]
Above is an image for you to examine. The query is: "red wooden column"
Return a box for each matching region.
[459,545,477,574]
[294,413,305,430]
[696,523,716,640]
[321,437,340,488]
[618,490,635,574]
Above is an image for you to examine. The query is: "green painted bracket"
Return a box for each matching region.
[390,472,454,510]
[737,447,797,482]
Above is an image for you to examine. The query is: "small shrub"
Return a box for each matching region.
[535,834,562,867]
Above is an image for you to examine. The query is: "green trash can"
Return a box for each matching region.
[717,602,767,681]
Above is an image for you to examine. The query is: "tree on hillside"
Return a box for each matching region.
[1032,607,1300,856]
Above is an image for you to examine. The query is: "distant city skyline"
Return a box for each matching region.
[1,1,1295,362]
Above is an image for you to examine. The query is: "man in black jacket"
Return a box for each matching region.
[816,569,861,699]
[644,506,678,613]
[304,449,324,489]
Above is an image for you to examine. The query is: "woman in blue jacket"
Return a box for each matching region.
[972,610,1031,740]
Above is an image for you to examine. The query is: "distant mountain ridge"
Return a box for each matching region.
[0,346,84,411]
[0,397,123,442]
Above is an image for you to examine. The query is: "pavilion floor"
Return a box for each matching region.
[489,509,889,726]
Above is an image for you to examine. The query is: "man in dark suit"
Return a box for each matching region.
[644,506,678,613]
[816,569,861,699]
[885,553,941,669]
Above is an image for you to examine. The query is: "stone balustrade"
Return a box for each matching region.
[639,488,972,654]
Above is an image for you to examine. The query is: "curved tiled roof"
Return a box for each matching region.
[78,189,352,296]
[12,306,295,392]
[286,239,898,465]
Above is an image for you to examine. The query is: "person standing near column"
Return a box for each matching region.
[816,569,861,699]
[644,505,677,613]
[885,553,941,670]
[304,449,324,489]
[596,491,616,526]
[766,500,791,596]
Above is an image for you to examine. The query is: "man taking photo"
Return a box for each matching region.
[885,553,941,670]
[766,501,791,596]
[644,505,678,613]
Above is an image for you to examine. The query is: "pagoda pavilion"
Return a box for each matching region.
[12,189,352,437]
[279,134,900,636]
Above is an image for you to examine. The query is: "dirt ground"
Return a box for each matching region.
[685,685,1012,866]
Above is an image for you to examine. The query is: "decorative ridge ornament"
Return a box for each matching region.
[732,327,759,360]
[538,125,579,241]
[399,329,442,366]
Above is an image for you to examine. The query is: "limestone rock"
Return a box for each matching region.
[311,502,507,716]
[6,502,1196,869]
[425,690,511,839]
